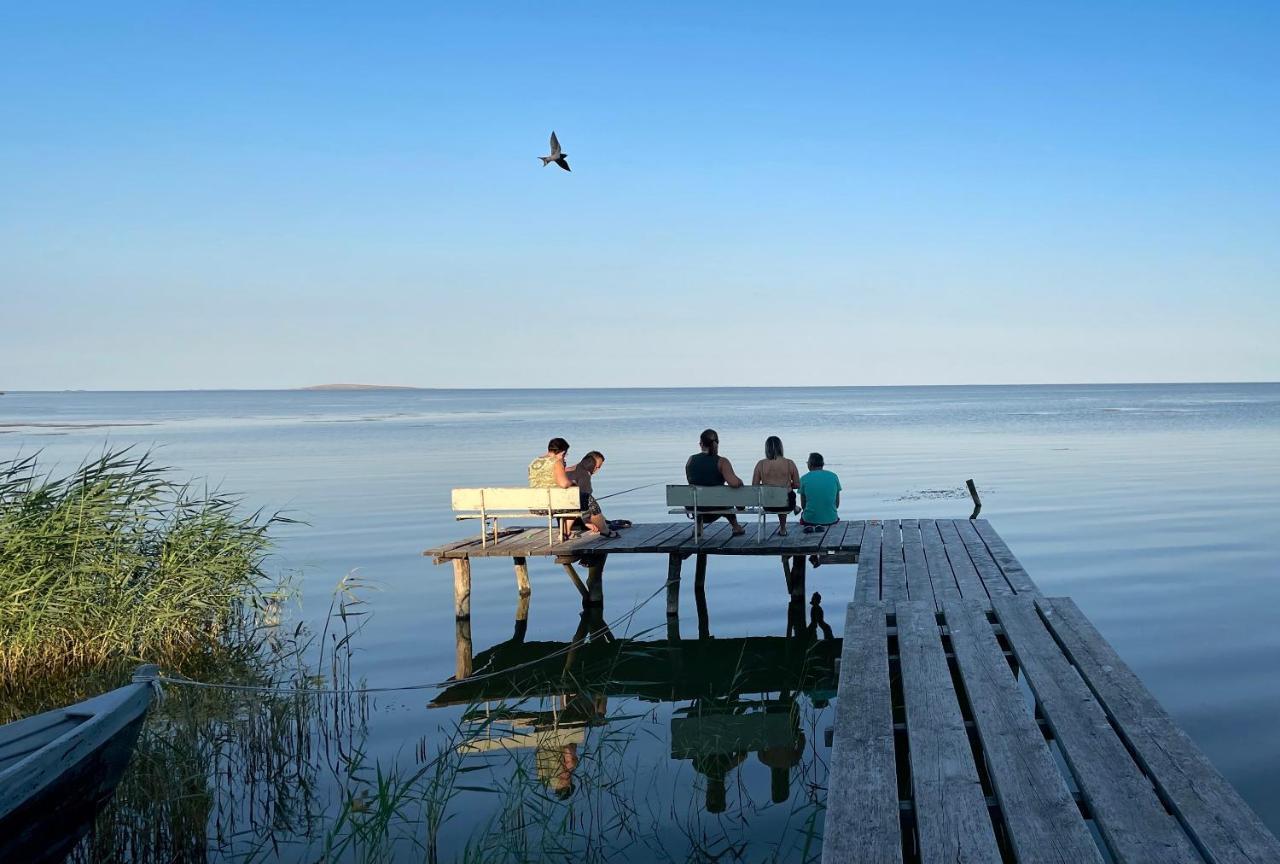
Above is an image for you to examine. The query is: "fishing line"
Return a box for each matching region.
[595,482,662,501]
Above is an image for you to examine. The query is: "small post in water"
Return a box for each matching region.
[966,479,982,520]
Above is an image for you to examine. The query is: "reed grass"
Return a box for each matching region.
[0,448,291,681]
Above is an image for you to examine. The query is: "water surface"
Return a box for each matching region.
[3,383,1278,860]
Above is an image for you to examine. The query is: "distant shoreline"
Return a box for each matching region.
[298,384,423,391]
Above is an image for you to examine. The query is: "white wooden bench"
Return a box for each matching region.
[666,484,792,541]
[451,487,583,548]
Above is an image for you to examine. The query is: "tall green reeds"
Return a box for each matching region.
[0,448,289,681]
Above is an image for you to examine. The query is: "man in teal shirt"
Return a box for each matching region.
[799,452,841,528]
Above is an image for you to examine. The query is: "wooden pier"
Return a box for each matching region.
[425,517,1280,862]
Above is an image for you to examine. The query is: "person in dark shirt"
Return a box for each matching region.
[684,428,746,536]
[569,451,616,537]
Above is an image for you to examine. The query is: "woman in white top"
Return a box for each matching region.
[751,435,801,535]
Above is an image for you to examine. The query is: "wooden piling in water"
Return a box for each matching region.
[665,552,683,617]
[452,559,471,619]
[513,556,531,596]
[585,555,606,607]
[454,618,473,679]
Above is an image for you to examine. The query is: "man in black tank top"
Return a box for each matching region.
[684,429,747,536]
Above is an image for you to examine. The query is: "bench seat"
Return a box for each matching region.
[451,487,583,547]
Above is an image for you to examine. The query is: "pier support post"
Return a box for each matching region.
[513,592,530,643]
[560,561,589,598]
[455,617,473,679]
[788,555,806,600]
[694,554,710,638]
[665,553,683,617]
[452,559,472,619]
[514,556,531,597]
[585,554,606,608]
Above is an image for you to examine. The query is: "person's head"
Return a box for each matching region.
[581,451,605,473]
[807,452,824,471]
[699,429,719,456]
[547,437,569,456]
[765,435,784,460]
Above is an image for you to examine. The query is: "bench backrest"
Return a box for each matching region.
[451,487,580,512]
[666,484,791,508]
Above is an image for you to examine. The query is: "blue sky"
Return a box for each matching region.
[2,2,1277,389]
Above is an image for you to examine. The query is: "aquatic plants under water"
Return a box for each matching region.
[0,448,290,682]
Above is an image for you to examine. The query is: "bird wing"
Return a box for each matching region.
[556,156,571,172]
[549,131,561,157]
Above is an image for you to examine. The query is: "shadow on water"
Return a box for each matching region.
[3,574,840,863]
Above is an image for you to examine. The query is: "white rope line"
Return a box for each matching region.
[155,580,671,697]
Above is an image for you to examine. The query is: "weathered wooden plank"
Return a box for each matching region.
[424,533,488,559]
[1041,597,1280,864]
[487,527,545,553]
[895,600,1000,863]
[955,519,1013,597]
[973,520,1040,595]
[719,520,782,552]
[820,520,848,549]
[879,520,906,601]
[676,520,736,553]
[943,600,1103,864]
[839,520,866,551]
[823,602,901,864]
[919,520,963,605]
[591,522,675,553]
[779,521,834,553]
[853,522,882,602]
[649,522,697,552]
[900,522,933,607]
[546,534,611,560]
[991,596,1201,864]
[937,520,989,601]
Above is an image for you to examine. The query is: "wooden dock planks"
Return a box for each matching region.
[900,521,933,604]
[991,596,1202,864]
[956,519,1014,597]
[853,521,882,602]
[937,519,990,602]
[943,599,1103,864]
[974,520,1039,595]
[880,519,907,601]
[919,519,963,605]
[1040,597,1280,864]
[822,602,902,864]
[895,601,1001,862]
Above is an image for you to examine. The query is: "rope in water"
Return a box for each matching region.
[155,579,672,697]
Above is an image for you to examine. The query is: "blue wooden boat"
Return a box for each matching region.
[0,665,159,863]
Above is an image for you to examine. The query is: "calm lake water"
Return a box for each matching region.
[3,383,1279,861]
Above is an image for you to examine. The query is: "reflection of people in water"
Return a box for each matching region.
[533,690,606,799]
[758,734,806,803]
[537,741,580,799]
[692,750,748,813]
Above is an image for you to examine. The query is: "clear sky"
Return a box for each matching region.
[2,2,1277,389]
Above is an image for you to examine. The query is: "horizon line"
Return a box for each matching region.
[4,379,1279,394]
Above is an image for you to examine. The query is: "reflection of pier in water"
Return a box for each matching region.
[433,593,838,811]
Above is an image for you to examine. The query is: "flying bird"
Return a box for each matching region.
[540,131,571,172]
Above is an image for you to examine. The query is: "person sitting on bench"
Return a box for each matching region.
[528,437,572,490]
[799,452,842,565]
[685,428,747,536]
[529,437,574,539]
[752,435,801,535]
[569,451,617,538]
